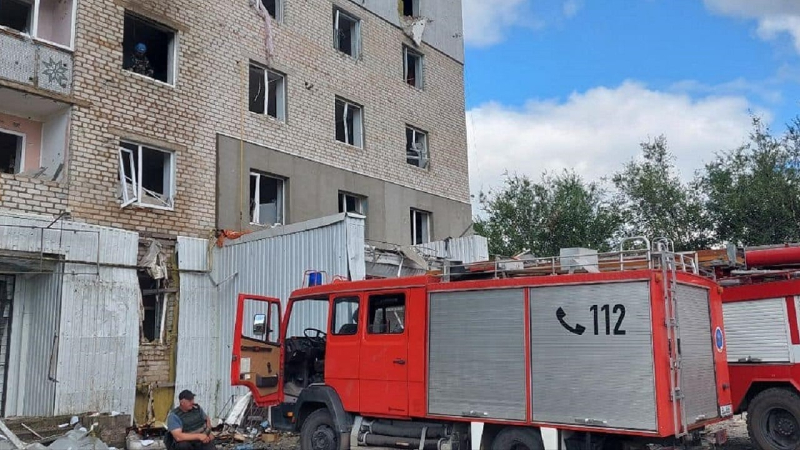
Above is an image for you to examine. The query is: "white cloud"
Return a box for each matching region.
[704,0,800,52]
[467,82,767,205]
[563,0,582,18]
[462,0,537,47]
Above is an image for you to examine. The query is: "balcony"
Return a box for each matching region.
[0,28,73,96]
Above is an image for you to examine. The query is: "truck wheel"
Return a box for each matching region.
[748,388,800,450]
[491,427,544,450]
[300,409,339,450]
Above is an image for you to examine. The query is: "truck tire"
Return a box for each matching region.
[491,427,544,450]
[301,409,339,450]
[748,387,800,450]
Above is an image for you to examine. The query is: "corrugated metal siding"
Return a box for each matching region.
[414,236,489,264]
[174,271,220,411]
[530,282,657,431]
[0,276,13,416]
[723,298,791,363]
[178,238,210,272]
[0,213,139,417]
[6,273,62,417]
[675,284,719,425]
[54,266,140,415]
[428,289,526,420]
[175,215,366,416]
[0,213,138,266]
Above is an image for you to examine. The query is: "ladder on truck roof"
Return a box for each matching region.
[437,236,712,281]
[655,238,689,439]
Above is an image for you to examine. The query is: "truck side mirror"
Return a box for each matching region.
[253,313,266,336]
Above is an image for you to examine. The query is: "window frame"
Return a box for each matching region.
[367,293,406,335]
[403,46,424,89]
[406,126,429,168]
[0,128,26,175]
[250,171,286,226]
[335,97,364,148]
[122,11,179,87]
[400,0,419,17]
[333,7,361,58]
[338,191,366,215]
[118,141,176,210]
[248,63,287,122]
[261,0,283,22]
[410,208,431,245]
[332,296,360,336]
[0,0,78,50]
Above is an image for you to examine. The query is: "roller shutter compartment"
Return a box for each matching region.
[428,289,526,421]
[530,281,657,431]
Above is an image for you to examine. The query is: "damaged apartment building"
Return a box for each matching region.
[0,0,478,424]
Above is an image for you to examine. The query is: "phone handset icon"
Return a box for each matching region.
[556,307,586,335]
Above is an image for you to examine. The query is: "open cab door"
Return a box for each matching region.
[232,293,283,406]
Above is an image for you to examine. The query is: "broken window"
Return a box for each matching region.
[139,273,167,344]
[249,64,286,121]
[261,0,281,20]
[403,46,423,88]
[410,208,431,244]
[122,12,177,84]
[118,141,176,209]
[250,172,285,225]
[0,0,76,47]
[338,192,366,215]
[0,130,23,175]
[368,294,405,334]
[400,0,418,17]
[0,0,33,34]
[406,126,428,168]
[335,98,363,148]
[333,8,360,57]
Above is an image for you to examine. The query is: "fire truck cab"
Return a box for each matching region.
[232,240,732,450]
[713,245,800,450]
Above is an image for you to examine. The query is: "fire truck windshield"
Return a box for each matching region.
[286,298,330,338]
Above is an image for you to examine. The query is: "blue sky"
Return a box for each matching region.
[462,0,800,199]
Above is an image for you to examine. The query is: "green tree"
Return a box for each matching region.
[700,117,800,246]
[612,135,712,251]
[474,171,624,257]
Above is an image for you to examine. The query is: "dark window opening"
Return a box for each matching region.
[249,64,286,120]
[122,12,175,84]
[140,147,167,195]
[335,98,362,147]
[404,47,423,88]
[368,294,405,334]
[261,0,277,19]
[333,297,359,335]
[139,273,165,343]
[401,0,416,17]
[0,131,22,175]
[0,0,32,33]
[249,65,265,114]
[406,126,428,167]
[338,192,365,214]
[250,172,285,225]
[410,209,430,244]
[118,141,174,208]
[334,9,359,57]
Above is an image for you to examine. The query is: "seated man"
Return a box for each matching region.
[166,390,215,450]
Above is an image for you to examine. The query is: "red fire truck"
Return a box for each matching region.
[710,245,800,450]
[232,240,732,450]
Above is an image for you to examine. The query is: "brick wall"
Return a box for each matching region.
[0,174,68,215]
[62,0,469,239]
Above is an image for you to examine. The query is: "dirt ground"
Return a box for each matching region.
[708,415,754,450]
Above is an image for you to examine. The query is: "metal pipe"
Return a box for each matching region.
[746,246,800,267]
